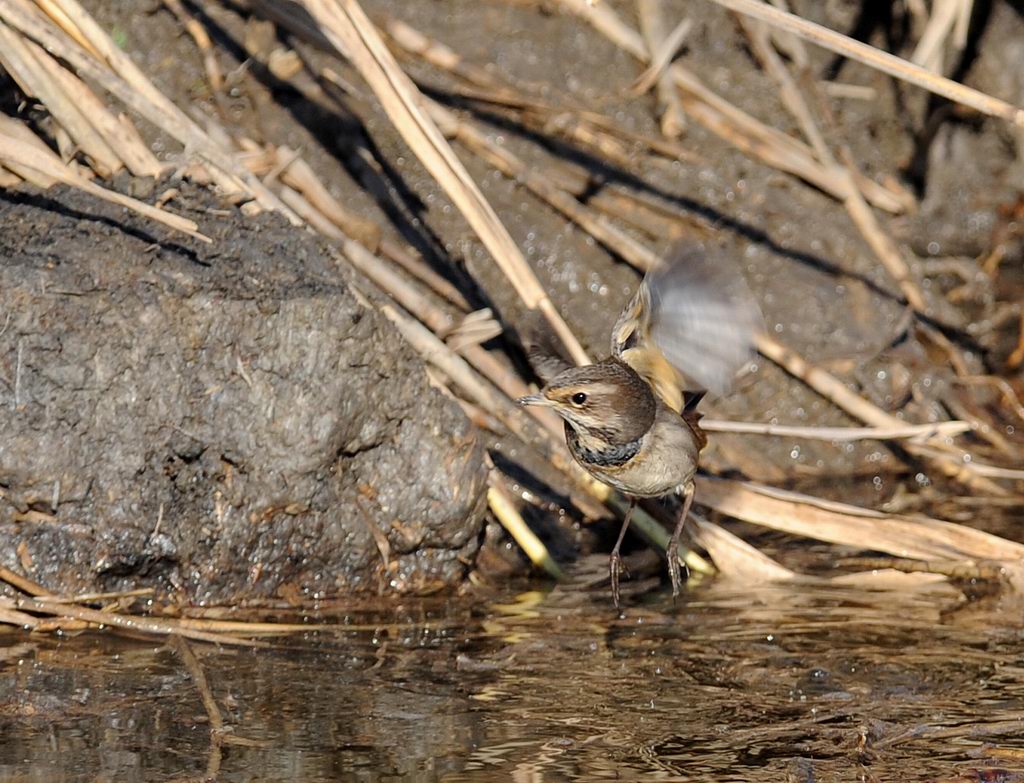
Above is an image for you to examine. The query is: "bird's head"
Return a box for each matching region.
[518,361,656,444]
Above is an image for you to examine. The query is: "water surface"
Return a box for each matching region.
[3,573,1024,782]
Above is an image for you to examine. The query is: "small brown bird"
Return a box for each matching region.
[519,243,762,608]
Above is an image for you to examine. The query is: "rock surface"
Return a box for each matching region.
[0,186,488,602]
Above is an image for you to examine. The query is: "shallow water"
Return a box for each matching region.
[3,574,1024,783]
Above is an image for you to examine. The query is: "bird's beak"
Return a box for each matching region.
[517,393,549,407]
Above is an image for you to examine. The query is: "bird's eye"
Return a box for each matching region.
[571,392,588,406]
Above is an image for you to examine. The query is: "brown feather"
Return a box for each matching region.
[681,390,708,451]
[522,310,572,383]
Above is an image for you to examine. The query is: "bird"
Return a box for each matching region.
[518,243,762,608]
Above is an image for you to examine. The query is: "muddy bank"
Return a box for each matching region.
[1,0,1022,598]
[0,184,488,601]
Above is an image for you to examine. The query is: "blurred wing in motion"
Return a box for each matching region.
[611,243,763,409]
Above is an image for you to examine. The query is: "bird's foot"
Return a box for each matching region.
[667,554,682,600]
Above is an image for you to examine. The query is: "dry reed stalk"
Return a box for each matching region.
[571,186,685,240]
[2,0,297,217]
[442,308,503,351]
[840,160,928,312]
[269,142,474,309]
[952,0,974,49]
[911,0,959,72]
[169,635,225,778]
[586,113,704,164]
[383,10,641,165]
[0,22,121,176]
[939,390,1016,458]
[701,419,971,441]
[540,112,637,169]
[690,514,797,581]
[274,145,382,248]
[0,125,211,240]
[829,568,951,589]
[554,0,911,214]
[0,166,21,186]
[159,616,330,634]
[0,115,57,186]
[301,0,590,365]
[278,183,346,239]
[755,334,905,430]
[28,36,134,174]
[707,0,1024,128]
[39,43,164,177]
[488,471,565,579]
[695,476,1024,563]
[31,0,99,57]
[0,564,48,596]
[819,81,877,101]
[693,513,967,588]
[378,239,471,311]
[1,604,45,626]
[908,443,1024,481]
[0,585,329,635]
[634,0,689,138]
[160,0,224,93]
[47,587,155,603]
[426,100,662,272]
[554,159,708,225]
[378,13,501,90]
[6,596,266,645]
[955,376,1024,424]
[737,17,928,313]
[764,0,809,66]
[429,77,702,167]
[839,556,1007,585]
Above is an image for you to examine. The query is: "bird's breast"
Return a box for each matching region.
[565,424,642,468]
[566,408,699,498]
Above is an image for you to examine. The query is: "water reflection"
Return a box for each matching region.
[3,576,1024,782]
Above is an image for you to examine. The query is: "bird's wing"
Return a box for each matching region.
[611,243,763,410]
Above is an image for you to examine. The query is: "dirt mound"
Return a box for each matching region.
[0,184,488,602]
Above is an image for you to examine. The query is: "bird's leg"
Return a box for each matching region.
[667,482,695,599]
[609,497,636,611]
